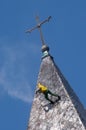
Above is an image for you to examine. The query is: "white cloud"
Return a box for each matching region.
[0,39,40,103]
[4,81,33,103]
[0,74,33,103]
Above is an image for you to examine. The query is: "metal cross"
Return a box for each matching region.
[25,16,51,45]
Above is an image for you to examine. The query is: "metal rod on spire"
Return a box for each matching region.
[25,16,51,46]
[35,16,45,45]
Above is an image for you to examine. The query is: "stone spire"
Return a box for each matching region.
[27,51,86,130]
[27,17,86,130]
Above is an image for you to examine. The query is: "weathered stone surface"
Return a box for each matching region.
[27,55,86,130]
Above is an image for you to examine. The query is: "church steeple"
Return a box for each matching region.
[26,16,86,130]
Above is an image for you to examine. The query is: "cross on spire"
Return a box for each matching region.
[25,16,51,46]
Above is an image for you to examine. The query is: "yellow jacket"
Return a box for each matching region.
[38,83,48,92]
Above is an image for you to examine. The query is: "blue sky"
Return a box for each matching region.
[0,0,86,129]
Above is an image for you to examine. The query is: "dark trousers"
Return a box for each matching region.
[43,90,60,103]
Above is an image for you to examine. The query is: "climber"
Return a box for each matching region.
[36,83,61,104]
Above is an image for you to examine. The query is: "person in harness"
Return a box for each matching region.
[36,83,61,104]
